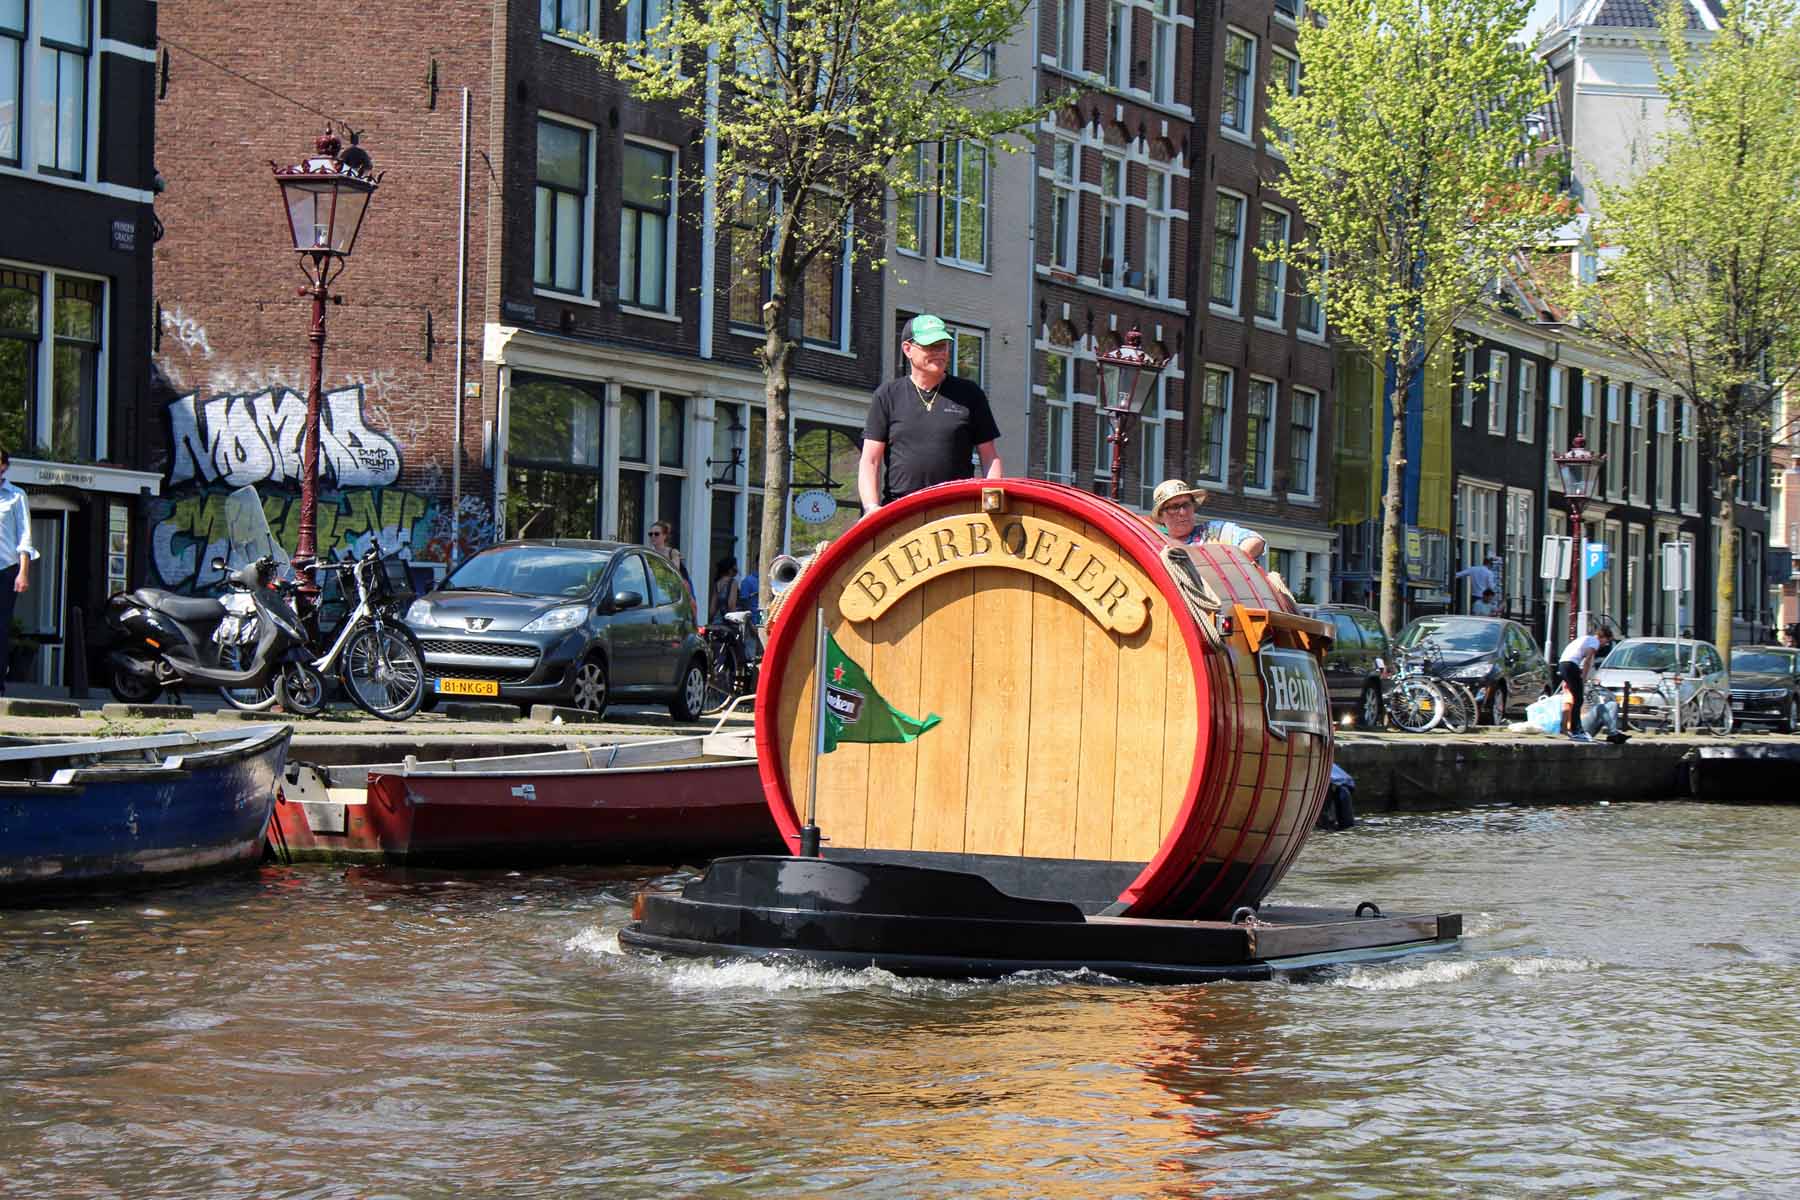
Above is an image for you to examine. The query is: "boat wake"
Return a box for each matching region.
[1328,952,1597,992]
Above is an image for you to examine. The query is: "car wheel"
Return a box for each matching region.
[669,656,706,722]
[571,656,609,716]
[1356,682,1383,730]
[1784,695,1799,735]
[1486,683,1508,727]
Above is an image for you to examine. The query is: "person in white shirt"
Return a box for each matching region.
[1471,588,1498,616]
[1455,555,1501,610]
[1556,624,1606,741]
[0,448,38,696]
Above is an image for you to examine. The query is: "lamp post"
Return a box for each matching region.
[1096,326,1167,504]
[271,128,380,592]
[1554,433,1605,642]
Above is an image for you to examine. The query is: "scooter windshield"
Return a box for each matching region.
[222,485,294,581]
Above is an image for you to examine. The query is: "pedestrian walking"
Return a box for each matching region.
[0,448,37,697]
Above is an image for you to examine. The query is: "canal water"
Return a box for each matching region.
[3,802,1796,1198]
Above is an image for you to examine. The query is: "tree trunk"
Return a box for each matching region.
[1713,481,1737,658]
[1378,358,1411,640]
[757,324,793,616]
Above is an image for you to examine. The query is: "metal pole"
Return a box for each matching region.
[801,607,827,857]
[293,265,329,598]
[1567,503,1583,644]
[1105,409,1126,503]
[450,87,470,568]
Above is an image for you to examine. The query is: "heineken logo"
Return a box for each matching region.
[1258,647,1331,741]
[825,685,865,722]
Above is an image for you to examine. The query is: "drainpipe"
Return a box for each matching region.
[451,87,471,567]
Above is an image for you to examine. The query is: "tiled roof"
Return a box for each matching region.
[1581,0,1722,30]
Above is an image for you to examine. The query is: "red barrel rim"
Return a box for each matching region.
[752,477,1221,914]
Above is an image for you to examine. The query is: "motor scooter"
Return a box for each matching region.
[102,486,310,705]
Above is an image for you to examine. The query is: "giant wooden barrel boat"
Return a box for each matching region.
[754,479,1335,920]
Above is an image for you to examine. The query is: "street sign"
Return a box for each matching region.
[1540,535,1572,579]
[1661,540,1693,591]
[793,489,838,525]
[1584,541,1609,580]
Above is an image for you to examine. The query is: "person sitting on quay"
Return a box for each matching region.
[1472,588,1499,616]
[1455,555,1502,610]
[1147,479,1267,558]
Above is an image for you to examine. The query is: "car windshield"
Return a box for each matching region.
[1605,642,1695,673]
[1731,650,1794,674]
[447,546,613,598]
[1399,618,1500,653]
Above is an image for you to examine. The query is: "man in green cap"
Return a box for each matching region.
[857,313,1002,513]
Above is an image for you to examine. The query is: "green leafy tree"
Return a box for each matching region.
[1266,0,1565,636]
[578,0,1048,609]
[1550,0,1800,656]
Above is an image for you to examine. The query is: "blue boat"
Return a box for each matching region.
[0,724,291,895]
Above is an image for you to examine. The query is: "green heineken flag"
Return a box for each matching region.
[820,633,940,752]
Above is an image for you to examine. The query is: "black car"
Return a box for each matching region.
[1396,615,1552,725]
[1302,603,1391,729]
[1728,645,1800,732]
[403,539,708,719]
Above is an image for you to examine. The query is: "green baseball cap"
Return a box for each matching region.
[902,314,952,346]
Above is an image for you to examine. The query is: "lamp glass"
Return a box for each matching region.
[278,174,373,256]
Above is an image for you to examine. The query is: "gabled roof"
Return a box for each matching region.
[1567,0,1723,31]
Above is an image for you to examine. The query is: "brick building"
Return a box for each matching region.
[2,0,162,687]
[151,0,885,601]
[1030,0,1334,603]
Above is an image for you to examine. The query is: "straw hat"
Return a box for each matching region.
[1150,479,1209,520]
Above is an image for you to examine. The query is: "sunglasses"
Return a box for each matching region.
[1163,500,1196,513]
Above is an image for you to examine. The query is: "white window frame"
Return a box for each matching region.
[1297,251,1325,340]
[15,0,94,180]
[1504,488,1534,615]
[0,260,111,459]
[1460,347,1476,428]
[1049,136,1079,272]
[1220,27,1257,143]
[1545,365,1566,490]
[895,143,926,257]
[1628,385,1647,504]
[534,112,597,301]
[1486,351,1508,436]
[1149,0,1178,106]
[1137,375,1169,510]
[1245,376,1277,494]
[1582,375,1601,450]
[1254,206,1290,327]
[947,323,985,388]
[541,0,596,40]
[1099,153,1126,290]
[1626,523,1646,635]
[625,0,675,53]
[1106,1,1131,91]
[1143,165,1172,300]
[1041,346,1075,485]
[1516,358,1536,443]
[1268,49,1299,151]
[1654,394,1673,510]
[938,139,990,271]
[1680,401,1698,513]
[1057,0,1084,72]
[1288,385,1319,501]
[1605,381,1624,499]
[1457,480,1500,611]
[619,136,679,316]
[1196,365,1233,487]
[1209,189,1247,315]
[1274,0,1304,26]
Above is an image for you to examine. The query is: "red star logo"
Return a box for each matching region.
[831,664,846,684]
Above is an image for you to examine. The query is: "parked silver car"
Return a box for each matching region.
[1590,637,1729,730]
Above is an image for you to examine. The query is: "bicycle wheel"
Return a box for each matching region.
[217,630,279,712]
[701,640,741,715]
[1692,688,1733,736]
[1435,679,1478,733]
[1386,678,1443,733]
[342,623,426,720]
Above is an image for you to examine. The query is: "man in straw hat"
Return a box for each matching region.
[858,314,1002,514]
[1149,479,1266,557]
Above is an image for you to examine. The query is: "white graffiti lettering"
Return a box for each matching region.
[159,306,213,359]
[167,386,402,489]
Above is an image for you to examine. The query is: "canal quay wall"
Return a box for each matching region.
[0,699,1782,812]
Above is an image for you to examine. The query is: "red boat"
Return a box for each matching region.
[270,732,780,866]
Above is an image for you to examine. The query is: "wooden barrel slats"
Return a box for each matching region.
[755,479,1333,920]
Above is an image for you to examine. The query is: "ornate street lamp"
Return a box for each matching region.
[1553,433,1605,642]
[1096,326,1167,504]
[271,127,380,590]
[707,406,748,487]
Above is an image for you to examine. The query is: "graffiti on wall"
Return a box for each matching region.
[151,385,492,591]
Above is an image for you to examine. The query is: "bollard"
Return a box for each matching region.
[1621,681,1631,732]
[66,607,89,699]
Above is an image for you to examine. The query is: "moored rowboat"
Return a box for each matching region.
[0,724,291,895]
[272,731,780,865]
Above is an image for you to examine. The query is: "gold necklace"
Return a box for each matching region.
[913,378,939,411]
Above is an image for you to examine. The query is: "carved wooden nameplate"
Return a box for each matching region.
[838,514,1150,634]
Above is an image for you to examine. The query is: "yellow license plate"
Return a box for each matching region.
[436,678,499,697]
[1628,695,1647,705]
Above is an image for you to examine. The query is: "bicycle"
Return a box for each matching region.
[273,544,428,721]
[700,610,764,716]
[1661,674,1733,736]
[1382,650,1446,733]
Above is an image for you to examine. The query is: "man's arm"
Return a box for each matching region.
[857,438,887,513]
[977,441,1002,479]
[14,493,33,593]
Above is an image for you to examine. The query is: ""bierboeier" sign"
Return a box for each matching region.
[839,514,1150,634]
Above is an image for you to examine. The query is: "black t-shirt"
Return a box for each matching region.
[862,374,1001,503]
